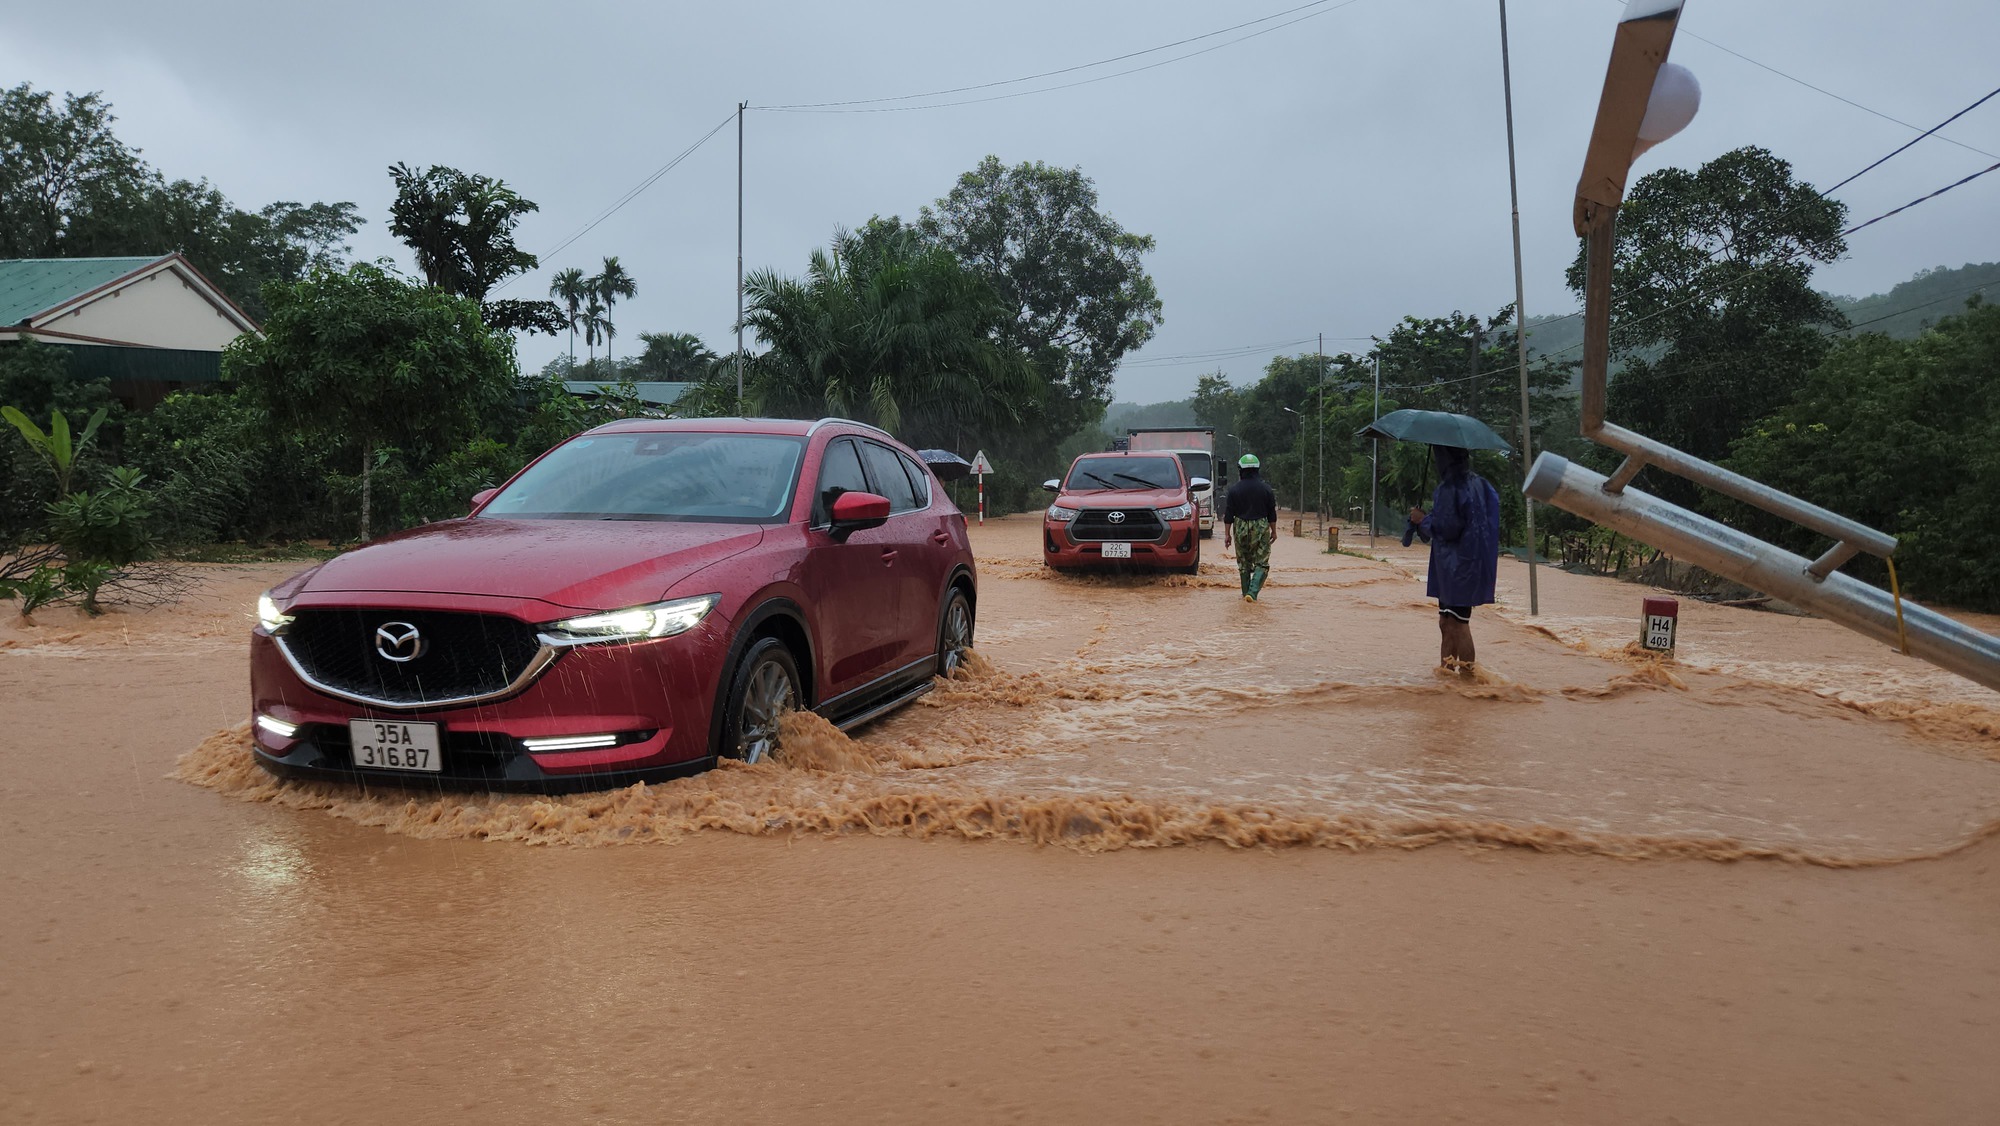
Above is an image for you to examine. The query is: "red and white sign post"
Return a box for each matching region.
[970,450,993,526]
[1641,595,1679,653]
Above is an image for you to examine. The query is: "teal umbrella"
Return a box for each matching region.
[1356,409,1512,453]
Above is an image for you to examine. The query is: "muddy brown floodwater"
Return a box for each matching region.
[4,515,1997,1124]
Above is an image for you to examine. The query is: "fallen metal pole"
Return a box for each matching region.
[1525,454,2000,693]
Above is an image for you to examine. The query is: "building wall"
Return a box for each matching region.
[39,268,245,351]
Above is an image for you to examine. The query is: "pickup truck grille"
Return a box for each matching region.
[1071,508,1166,541]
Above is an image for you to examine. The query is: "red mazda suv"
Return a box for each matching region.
[250,418,976,791]
[1041,451,1206,574]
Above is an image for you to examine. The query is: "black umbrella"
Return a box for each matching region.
[917,449,974,482]
[1355,409,1513,453]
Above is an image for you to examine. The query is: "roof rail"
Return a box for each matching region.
[807,417,895,440]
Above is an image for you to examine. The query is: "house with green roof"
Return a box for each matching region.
[0,254,259,410]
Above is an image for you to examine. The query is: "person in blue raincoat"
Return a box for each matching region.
[1408,444,1500,671]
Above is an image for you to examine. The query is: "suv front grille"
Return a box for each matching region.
[1071,508,1166,541]
[279,608,548,706]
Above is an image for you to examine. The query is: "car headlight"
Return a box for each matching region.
[257,592,294,633]
[1157,502,1194,521]
[1047,504,1080,521]
[542,594,719,644]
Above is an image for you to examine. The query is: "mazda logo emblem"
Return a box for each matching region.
[374,622,425,663]
[1108,510,1127,523]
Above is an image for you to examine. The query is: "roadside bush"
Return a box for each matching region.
[124,389,343,544]
[399,438,522,525]
[48,467,155,564]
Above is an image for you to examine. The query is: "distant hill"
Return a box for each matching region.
[1113,263,1997,418]
[1829,261,1999,337]
[1518,261,2000,359]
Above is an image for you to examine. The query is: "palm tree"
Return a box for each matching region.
[549,268,588,360]
[737,227,1041,445]
[582,296,606,372]
[636,332,718,380]
[592,257,637,370]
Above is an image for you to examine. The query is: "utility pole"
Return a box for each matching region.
[736,100,746,414]
[1317,332,1325,532]
[1370,353,1380,549]
[1498,0,1540,613]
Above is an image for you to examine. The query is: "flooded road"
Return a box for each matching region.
[5,516,1998,1123]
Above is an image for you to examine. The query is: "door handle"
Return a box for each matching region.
[930,531,950,545]
[881,549,898,564]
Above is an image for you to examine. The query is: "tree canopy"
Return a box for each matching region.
[717,227,1041,449]
[1569,146,1847,503]
[386,162,564,335]
[912,157,1163,434]
[223,263,516,539]
[0,83,364,318]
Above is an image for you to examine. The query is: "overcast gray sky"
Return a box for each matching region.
[8,0,1997,401]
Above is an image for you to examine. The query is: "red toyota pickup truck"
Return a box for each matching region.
[1042,451,1206,574]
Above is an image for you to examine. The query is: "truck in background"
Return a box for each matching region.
[1124,427,1219,538]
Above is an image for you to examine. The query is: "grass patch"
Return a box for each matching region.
[169,542,345,564]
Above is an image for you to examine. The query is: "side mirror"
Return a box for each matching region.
[829,490,890,538]
[1188,477,1211,491]
[470,487,497,512]
[1042,479,1061,493]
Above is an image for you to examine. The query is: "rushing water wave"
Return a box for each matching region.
[169,519,2000,865]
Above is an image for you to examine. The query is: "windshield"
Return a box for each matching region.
[479,432,805,522]
[1174,452,1212,487]
[1064,456,1182,492]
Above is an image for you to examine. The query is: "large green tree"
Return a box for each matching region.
[1,84,363,318]
[224,264,516,540]
[1726,299,2000,608]
[713,227,1041,450]
[1567,145,1847,505]
[386,162,564,336]
[910,157,1163,435]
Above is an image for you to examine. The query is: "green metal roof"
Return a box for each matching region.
[57,343,223,384]
[562,380,694,406]
[0,257,165,325]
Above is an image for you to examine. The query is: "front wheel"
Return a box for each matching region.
[720,637,800,764]
[937,587,974,678]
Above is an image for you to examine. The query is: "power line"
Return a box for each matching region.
[1121,333,1373,369]
[1825,83,2000,195]
[760,0,1352,111]
[1674,28,2000,163]
[1841,159,2000,237]
[503,112,736,292]
[756,0,1371,114]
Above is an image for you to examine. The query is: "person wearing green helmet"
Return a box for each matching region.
[1222,453,1277,602]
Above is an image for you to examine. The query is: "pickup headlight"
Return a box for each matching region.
[1157,502,1195,521]
[1047,504,1080,521]
[543,594,719,644]
[257,592,294,633]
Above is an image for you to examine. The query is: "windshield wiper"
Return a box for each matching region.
[1078,471,1119,489]
[1112,473,1167,488]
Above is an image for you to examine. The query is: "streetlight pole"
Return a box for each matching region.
[735,100,746,413]
[1369,353,1380,549]
[1281,405,1306,513]
[1317,332,1325,533]
[1498,0,1539,615]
